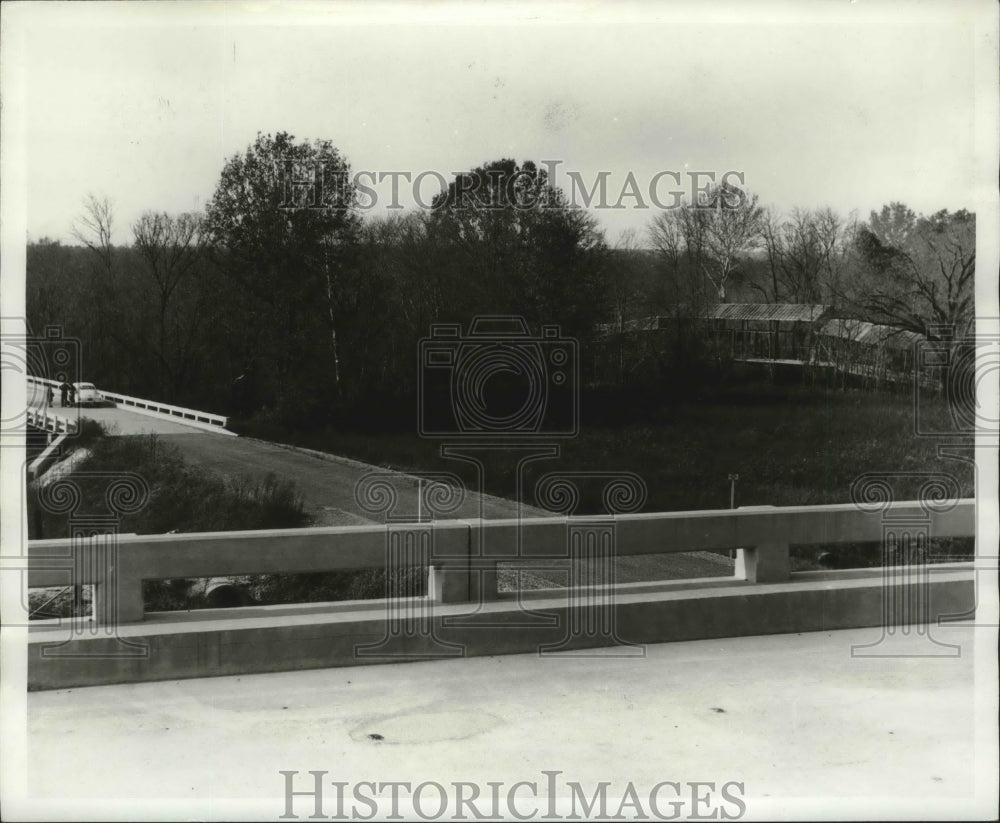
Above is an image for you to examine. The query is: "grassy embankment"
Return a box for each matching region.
[26,424,315,616]
[247,384,974,510]
[27,423,425,615]
[27,383,975,616]
[241,381,976,570]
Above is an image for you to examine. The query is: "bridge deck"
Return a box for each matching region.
[22,624,988,818]
[77,406,221,435]
[28,401,224,436]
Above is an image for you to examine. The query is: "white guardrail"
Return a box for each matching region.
[25,407,78,434]
[98,390,228,428]
[27,499,976,626]
[26,375,228,430]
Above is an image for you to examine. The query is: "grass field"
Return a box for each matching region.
[28,382,975,615]
[241,382,976,515]
[242,381,976,573]
[26,428,312,616]
[27,429,308,540]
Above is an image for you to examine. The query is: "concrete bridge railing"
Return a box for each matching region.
[97,389,228,429]
[25,405,78,434]
[26,375,229,431]
[26,499,976,627]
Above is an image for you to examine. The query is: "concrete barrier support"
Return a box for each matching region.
[28,500,975,635]
[27,565,976,690]
[428,565,470,603]
[115,572,147,624]
[736,543,791,583]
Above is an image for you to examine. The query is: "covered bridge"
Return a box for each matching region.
[593,304,925,389]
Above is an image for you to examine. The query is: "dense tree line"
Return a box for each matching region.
[26,132,975,431]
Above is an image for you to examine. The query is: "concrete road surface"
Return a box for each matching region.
[33,400,734,581]
[79,406,223,436]
[159,433,554,526]
[157,433,735,583]
[22,624,987,819]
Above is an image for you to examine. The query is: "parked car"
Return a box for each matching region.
[73,382,104,407]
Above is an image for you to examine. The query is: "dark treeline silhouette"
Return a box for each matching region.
[26,133,975,433]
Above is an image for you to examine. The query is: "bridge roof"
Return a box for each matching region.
[597,305,832,335]
[703,303,831,323]
[818,318,924,349]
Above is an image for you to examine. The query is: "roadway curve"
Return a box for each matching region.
[158,432,551,527]
[59,405,734,582]
[157,433,733,583]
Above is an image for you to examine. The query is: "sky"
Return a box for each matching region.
[2,0,993,247]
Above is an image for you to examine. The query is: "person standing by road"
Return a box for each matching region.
[59,381,69,407]
[67,384,76,406]
[46,386,54,409]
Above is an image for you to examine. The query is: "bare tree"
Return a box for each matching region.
[71,194,131,377]
[696,184,763,303]
[850,205,975,338]
[756,206,785,302]
[133,212,207,395]
[757,206,858,304]
[648,209,684,273]
[648,204,713,310]
[609,228,642,331]
[817,208,860,303]
[72,193,115,281]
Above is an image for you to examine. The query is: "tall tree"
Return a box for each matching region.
[649,204,712,310]
[427,158,609,339]
[609,229,644,331]
[756,206,857,304]
[71,194,134,384]
[696,183,764,303]
[72,193,115,285]
[649,182,762,305]
[203,132,361,418]
[132,212,207,396]
[851,204,975,338]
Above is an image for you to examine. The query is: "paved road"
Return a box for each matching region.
[28,390,554,524]
[31,398,735,581]
[79,406,222,436]
[159,433,554,527]
[155,434,734,582]
[22,624,987,818]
